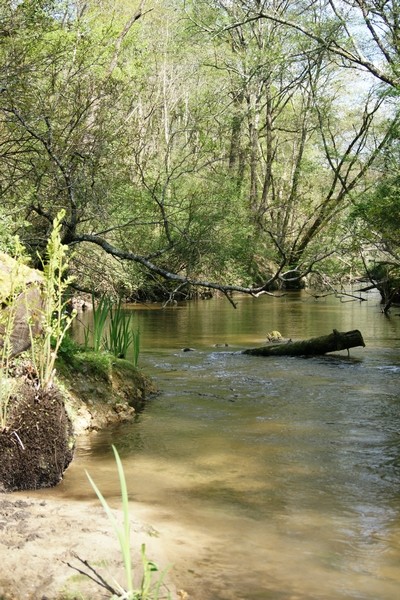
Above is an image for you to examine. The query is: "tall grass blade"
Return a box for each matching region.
[105,300,138,362]
[91,294,110,352]
[86,445,171,599]
[113,444,133,593]
[132,329,141,368]
[86,447,133,594]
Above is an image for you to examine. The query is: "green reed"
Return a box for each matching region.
[105,299,140,364]
[86,445,170,599]
[90,294,110,352]
[86,295,140,366]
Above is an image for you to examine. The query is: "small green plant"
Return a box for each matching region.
[85,295,140,365]
[75,445,171,599]
[29,210,77,390]
[56,332,82,363]
[0,237,27,429]
[105,299,140,363]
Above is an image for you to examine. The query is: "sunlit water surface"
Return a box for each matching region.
[54,292,400,599]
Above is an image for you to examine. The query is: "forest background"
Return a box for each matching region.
[0,0,399,310]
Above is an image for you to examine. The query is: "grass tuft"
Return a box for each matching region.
[70,445,172,599]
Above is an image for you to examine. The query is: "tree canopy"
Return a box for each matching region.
[0,0,398,305]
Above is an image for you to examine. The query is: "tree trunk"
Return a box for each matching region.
[242,329,365,357]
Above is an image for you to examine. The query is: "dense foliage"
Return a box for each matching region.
[0,0,399,303]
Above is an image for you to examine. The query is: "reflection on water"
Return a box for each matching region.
[61,292,400,599]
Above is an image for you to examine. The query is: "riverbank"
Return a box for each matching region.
[57,351,159,434]
[0,490,179,599]
[0,353,179,599]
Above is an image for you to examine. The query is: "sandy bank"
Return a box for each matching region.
[0,492,185,600]
[0,353,197,600]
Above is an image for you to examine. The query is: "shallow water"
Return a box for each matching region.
[57,291,400,599]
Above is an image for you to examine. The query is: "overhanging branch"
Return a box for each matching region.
[71,233,282,301]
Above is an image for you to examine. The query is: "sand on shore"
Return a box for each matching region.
[0,492,185,600]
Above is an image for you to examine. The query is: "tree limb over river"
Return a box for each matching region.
[71,232,289,306]
[69,234,380,308]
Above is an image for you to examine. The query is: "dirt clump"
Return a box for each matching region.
[0,354,157,492]
[0,369,74,492]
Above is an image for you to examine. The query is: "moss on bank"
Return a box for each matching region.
[56,350,158,434]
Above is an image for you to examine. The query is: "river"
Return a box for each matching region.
[59,291,400,599]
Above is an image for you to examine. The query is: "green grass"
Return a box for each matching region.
[85,445,171,599]
[84,295,140,366]
[90,294,109,353]
[105,299,138,362]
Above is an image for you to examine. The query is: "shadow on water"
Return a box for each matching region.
[60,292,400,599]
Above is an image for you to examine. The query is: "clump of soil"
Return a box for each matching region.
[0,370,74,492]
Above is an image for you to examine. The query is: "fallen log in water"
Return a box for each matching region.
[242,329,365,357]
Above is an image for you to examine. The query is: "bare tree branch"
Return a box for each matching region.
[70,232,283,301]
[220,10,399,88]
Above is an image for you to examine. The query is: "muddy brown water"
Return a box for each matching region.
[55,291,400,599]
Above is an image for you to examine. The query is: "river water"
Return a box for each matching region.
[60,291,400,599]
